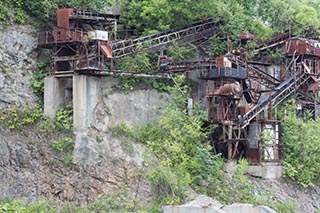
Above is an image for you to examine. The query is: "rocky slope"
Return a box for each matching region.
[249,177,320,212]
[0,125,153,208]
[0,25,37,109]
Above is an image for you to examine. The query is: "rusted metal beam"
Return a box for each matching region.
[78,70,171,79]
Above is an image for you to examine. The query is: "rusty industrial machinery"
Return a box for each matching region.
[158,31,320,164]
[38,8,320,165]
[38,8,221,77]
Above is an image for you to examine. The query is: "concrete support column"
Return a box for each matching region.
[73,74,100,165]
[73,74,99,131]
[44,76,65,118]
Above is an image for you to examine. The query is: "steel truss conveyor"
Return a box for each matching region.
[110,18,221,58]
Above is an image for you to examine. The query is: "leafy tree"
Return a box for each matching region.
[292,4,319,34]
[251,19,273,40]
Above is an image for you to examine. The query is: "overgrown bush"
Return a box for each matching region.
[30,62,49,104]
[0,104,42,131]
[51,137,73,153]
[281,109,320,188]
[113,52,170,94]
[0,0,113,25]
[147,166,188,205]
[0,199,48,212]
[54,104,73,131]
[87,188,135,212]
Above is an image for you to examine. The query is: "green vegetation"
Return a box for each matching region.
[113,52,170,94]
[111,123,136,155]
[0,103,72,133]
[0,104,42,131]
[120,0,320,55]
[1,0,319,46]
[115,76,170,95]
[30,62,49,104]
[1,0,319,212]
[0,199,48,213]
[54,104,73,131]
[51,137,73,153]
[281,102,320,188]
[110,77,298,212]
[0,0,112,25]
[0,188,148,213]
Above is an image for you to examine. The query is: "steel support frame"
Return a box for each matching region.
[221,122,248,160]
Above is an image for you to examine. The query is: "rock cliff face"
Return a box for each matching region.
[0,126,153,207]
[0,25,37,109]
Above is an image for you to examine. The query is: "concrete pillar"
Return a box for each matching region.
[73,74,100,165]
[73,74,99,131]
[44,76,65,118]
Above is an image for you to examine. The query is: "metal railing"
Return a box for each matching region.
[38,29,88,46]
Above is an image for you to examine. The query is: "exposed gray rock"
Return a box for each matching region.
[249,177,320,213]
[163,197,278,213]
[73,132,101,165]
[0,25,37,109]
[0,127,154,208]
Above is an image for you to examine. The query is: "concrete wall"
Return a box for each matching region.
[246,162,283,179]
[222,203,277,213]
[163,206,224,213]
[73,74,99,131]
[71,75,170,165]
[44,77,72,118]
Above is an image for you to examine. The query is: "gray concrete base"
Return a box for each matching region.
[222,203,277,213]
[163,206,224,213]
[44,76,72,118]
[162,196,277,213]
[73,74,99,131]
[246,162,283,179]
[163,195,224,213]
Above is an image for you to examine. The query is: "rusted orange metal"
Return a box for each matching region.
[285,38,320,57]
[57,8,74,29]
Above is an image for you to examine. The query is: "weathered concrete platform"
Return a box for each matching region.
[163,196,277,213]
[246,162,283,179]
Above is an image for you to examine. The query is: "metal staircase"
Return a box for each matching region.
[110,18,220,58]
[238,62,311,128]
